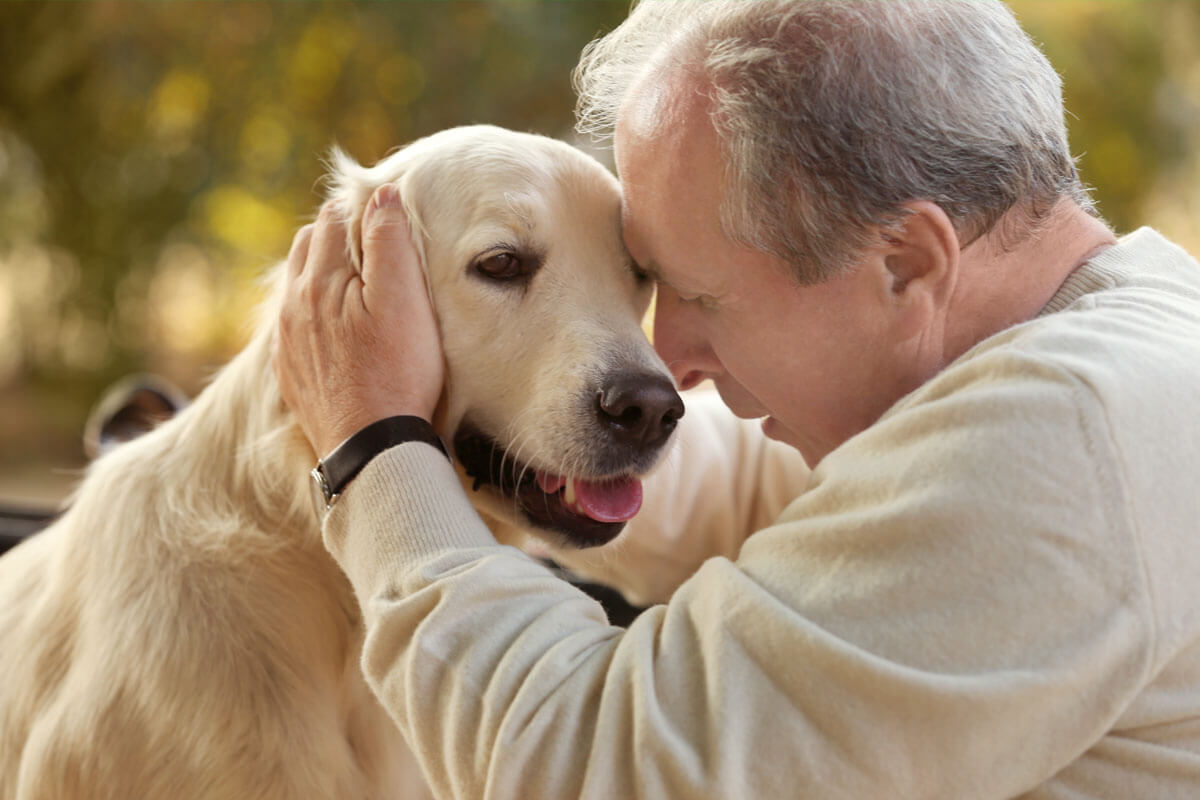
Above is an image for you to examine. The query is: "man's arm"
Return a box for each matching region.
[326,352,1153,799]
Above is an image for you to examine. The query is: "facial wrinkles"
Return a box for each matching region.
[620,65,745,368]
[617,65,709,237]
[621,173,723,309]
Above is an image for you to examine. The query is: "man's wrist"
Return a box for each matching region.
[309,415,449,519]
[317,399,437,458]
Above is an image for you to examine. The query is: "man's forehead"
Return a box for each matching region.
[620,75,684,143]
[615,61,707,164]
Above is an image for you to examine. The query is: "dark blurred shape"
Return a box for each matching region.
[82,373,188,458]
[2,372,188,554]
[572,578,649,628]
[0,506,55,555]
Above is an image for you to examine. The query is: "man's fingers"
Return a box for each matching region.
[305,202,351,287]
[361,183,425,313]
[285,223,315,281]
[297,201,363,321]
[274,183,446,448]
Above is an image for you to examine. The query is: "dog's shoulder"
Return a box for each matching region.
[0,442,389,798]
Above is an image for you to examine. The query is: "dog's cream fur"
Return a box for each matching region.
[0,126,672,799]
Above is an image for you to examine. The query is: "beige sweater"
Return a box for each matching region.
[326,228,1200,799]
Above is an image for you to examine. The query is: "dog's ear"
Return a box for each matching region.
[323,145,430,290]
[393,179,431,299]
[322,145,374,273]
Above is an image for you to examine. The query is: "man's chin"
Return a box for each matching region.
[761,416,819,467]
[760,415,792,442]
[714,384,767,420]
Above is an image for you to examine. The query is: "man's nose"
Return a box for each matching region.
[652,287,717,391]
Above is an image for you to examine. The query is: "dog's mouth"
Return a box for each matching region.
[453,425,642,548]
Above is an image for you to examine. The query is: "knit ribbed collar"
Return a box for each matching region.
[1037,227,1155,317]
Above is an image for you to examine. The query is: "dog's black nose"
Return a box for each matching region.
[596,372,685,451]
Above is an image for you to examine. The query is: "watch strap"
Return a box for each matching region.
[315,415,449,506]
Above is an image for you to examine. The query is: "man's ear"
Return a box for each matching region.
[879,200,960,338]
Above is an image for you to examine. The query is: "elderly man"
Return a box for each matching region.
[275,1,1200,797]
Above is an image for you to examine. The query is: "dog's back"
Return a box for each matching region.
[0,329,418,799]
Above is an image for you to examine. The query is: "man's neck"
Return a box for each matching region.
[943,202,1117,364]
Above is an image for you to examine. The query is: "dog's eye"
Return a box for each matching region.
[473,251,538,283]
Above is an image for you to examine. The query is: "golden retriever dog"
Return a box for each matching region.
[0,125,681,799]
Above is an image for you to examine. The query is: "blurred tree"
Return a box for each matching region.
[0,1,627,495]
[1011,1,1200,233]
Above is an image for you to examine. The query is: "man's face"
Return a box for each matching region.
[614,83,922,467]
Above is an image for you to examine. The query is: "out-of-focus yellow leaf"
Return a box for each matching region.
[375,51,425,109]
[148,243,220,355]
[149,69,210,145]
[201,185,291,257]
[239,109,293,176]
[289,17,356,109]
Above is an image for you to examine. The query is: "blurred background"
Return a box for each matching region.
[1,1,1198,508]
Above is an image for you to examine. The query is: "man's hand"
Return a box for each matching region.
[274,184,444,458]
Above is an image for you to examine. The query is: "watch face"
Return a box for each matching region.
[309,465,331,520]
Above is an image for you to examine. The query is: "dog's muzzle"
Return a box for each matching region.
[454,370,683,548]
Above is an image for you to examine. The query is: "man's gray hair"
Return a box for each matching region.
[574,0,1094,283]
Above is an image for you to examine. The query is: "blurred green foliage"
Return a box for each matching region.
[1012,1,1200,229]
[0,0,629,495]
[0,1,1198,501]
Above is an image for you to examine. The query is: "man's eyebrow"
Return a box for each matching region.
[620,239,665,282]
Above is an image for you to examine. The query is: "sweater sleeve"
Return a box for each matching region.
[543,386,812,606]
[324,349,1154,800]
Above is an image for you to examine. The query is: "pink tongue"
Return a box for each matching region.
[572,477,643,523]
[534,471,644,523]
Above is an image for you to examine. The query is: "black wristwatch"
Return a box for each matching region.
[309,415,450,519]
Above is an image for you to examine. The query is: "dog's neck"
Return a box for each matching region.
[67,308,321,556]
[180,323,317,541]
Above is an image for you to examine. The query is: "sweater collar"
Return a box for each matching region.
[1037,227,1157,316]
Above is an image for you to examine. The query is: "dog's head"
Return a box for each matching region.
[327,125,681,549]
